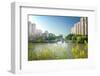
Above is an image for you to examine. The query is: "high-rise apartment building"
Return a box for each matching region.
[28,21,42,40]
[71,17,88,35]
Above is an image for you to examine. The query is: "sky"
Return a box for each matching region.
[28,15,81,37]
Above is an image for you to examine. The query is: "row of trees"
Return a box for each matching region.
[29,32,63,43]
[29,31,88,43]
[65,34,88,43]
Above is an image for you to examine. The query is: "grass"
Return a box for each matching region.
[28,42,67,61]
[28,41,88,61]
[71,41,88,58]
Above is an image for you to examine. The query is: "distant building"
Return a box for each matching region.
[28,21,42,41]
[28,21,36,40]
[71,17,88,35]
[35,29,42,37]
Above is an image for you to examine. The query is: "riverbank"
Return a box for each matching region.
[28,42,88,61]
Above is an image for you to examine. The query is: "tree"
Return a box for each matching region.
[65,34,74,40]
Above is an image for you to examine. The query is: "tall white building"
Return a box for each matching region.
[28,21,42,40]
[80,17,88,35]
[28,21,36,40]
[71,17,88,35]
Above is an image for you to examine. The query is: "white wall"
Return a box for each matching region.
[0,0,100,76]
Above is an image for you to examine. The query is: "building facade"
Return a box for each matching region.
[28,21,36,40]
[28,21,42,41]
[71,17,88,35]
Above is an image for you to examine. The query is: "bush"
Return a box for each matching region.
[65,34,88,43]
[71,43,88,58]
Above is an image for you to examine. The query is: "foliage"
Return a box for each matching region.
[71,42,88,58]
[34,37,44,43]
[65,34,88,43]
[65,34,74,40]
[28,39,88,60]
[28,42,67,60]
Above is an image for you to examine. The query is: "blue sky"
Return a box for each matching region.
[29,15,80,37]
